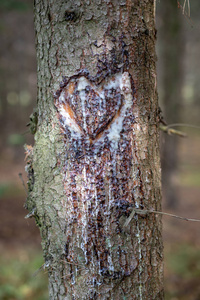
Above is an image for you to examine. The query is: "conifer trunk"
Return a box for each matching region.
[159,0,184,208]
[27,1,164,298]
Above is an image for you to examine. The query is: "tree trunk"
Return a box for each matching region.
[26,1,163,299]
[158,0,184,208]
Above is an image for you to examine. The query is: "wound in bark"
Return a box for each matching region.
[64,10,79,23]
[54,71,140,288]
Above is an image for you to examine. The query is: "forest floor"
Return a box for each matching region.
[0,133,199,300]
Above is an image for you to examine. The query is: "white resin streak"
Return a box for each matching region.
[131,131,143,299]
[77,77,88,132]
[136,222,143,300]
[58,72,135,292]
[103,72,133,149]
[79,90,87,131]
[81,165,89,264]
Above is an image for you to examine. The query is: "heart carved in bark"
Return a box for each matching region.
[55,74,126,139]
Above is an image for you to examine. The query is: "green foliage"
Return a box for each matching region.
[0,251,48,300]
[166,245,200,279]
[0,183,23,198]
[0,0,30,11]
[179,169,200,187]
[165,244,200,299]
[7,134,25,146]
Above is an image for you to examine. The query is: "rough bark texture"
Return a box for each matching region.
[26,0,163,299]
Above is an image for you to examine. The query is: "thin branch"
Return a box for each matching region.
[25,208,36,219]
[166,123,200,130]
[159,125,187,137]
[187,0,191,16]
[160,122,200,137]
[18,173,28,195]
[183,0,190,17]
[148,209,200,222]
[123,208,200,228]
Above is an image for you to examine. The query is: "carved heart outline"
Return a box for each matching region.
[55,72,133,140]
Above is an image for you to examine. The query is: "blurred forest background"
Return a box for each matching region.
[0,0,199,299]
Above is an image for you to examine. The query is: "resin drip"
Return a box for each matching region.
[54,72,140,295]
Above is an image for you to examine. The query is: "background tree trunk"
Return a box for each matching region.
[26,1,164,298]
[158,0,184,208]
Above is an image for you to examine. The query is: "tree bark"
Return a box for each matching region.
[27,0,164,299]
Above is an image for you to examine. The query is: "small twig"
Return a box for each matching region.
[159,125,187,137]
[18,173,28,195]
[183,0,190,17]
[32,261,50,277]
[148,210,200,222]
[166,123,200,130]
[124,208,200,228]
[187,0,190,17]
[160,122,200,137]
[25,208,36,219]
